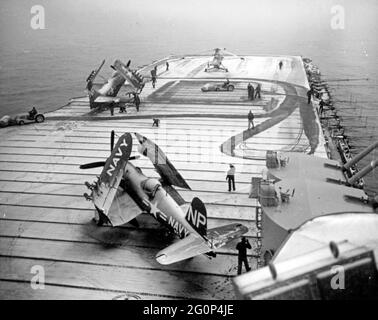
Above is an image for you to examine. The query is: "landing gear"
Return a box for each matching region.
[205,251,217,259]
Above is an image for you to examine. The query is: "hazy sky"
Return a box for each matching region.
[1,0,377,41]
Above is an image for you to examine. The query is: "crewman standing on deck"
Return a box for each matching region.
[236,237,251,275]
[250,84,255,101]
[248,110,255,129]
[307,88,313,104]
[133,93,141,112]
[226,164,236,192]
[255,83,261,99]
[247,83,252,100]
[319,99,325,116]
[151,69,157,88]
[109,102,115,116]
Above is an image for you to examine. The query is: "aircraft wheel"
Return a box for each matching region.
[18,120,25,125]
[228,85,235,91]
[35,114,45,123]
[215,87,219,91]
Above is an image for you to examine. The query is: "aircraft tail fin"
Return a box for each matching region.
[185,197,207,238]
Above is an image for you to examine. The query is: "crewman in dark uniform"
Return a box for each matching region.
[133,93,141,112]
[255,83,261,99]
[248,110,255,129]
[250,84,255,101]
[109,102,115,116]
[247,83,252,100]
[236,237,251,275]
[152,118,160,127]
[151,69,157,88]
[319,99,325,116]
[29,107,37,119]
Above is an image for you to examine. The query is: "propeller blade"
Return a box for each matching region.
[126,60,131,68]
[79,161,106,169]
[111,130,115,152]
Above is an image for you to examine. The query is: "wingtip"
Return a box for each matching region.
[156,253,169,265]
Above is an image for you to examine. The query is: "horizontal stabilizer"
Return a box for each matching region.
[207,223,249,249]
[156,233,210,265]
[156,223,249,265]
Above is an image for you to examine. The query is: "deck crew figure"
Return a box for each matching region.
[255,83,261,99]
[307,88,313,104]
[248,110,255,129]
[250,85,255,101]
[236,237,251,275]
[152,118,160,127]
[226,164,236,192]
[151,69,157,88]
[29,107,37,119]
[319,100,325,116]
[247,83,252,100]
[133,93,141,112]
[109,102,115,116]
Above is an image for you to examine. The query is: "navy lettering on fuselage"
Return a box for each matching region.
[154,212,189,238]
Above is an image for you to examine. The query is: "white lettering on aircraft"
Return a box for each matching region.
[187,206,206,228]
[106,139,128,177]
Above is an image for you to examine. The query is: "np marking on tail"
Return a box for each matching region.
[185,197,207,238]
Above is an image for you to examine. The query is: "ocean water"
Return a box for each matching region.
[0,0,377,194]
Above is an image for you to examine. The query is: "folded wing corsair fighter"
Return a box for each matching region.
[80,132,248,265]
[86,59,145,108]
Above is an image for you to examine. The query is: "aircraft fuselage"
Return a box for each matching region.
[122,163,196,238]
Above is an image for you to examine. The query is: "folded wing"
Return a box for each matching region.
[134,132,191,190]
[107,187,142,226]
[92,133,132,215]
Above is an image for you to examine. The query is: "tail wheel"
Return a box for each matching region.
[35,114,45,123]
[228,85,235,91]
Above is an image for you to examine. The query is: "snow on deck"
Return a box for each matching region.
[0,55,326,299]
